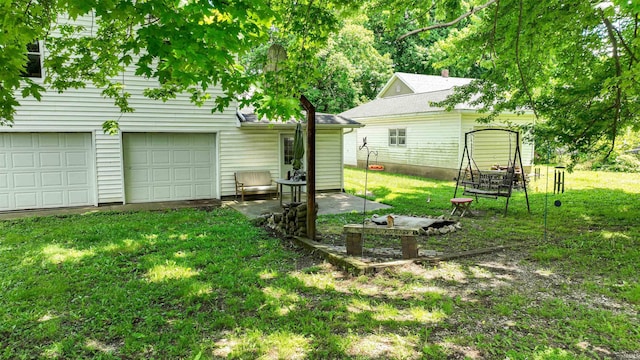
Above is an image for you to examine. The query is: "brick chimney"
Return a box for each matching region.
[441,69,449,78]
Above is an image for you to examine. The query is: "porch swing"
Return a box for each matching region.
[453,128,531,215]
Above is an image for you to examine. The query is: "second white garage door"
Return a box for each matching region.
[123,133,217,203]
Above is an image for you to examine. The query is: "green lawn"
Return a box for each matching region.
[1,168,638,359]
[339,167,640,286]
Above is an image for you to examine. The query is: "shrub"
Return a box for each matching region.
[592,153,640,173]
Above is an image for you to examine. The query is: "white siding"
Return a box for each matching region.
[218,127,344,196]
[95,132,123,203]
[219,129,280,196]
[343,130,358,166]
[12,15,237,133]
[5,15,237,205]
[469,129,517,169]
[354,113,461,169]
[316,130,343,190]
[461,114,535,169]
[379,78,413,98]
[5,15,349,205]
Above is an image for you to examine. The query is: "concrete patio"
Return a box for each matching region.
[0,193,390,221]
[226,192,391,219]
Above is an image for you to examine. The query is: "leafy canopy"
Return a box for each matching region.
[5,0,638,158]
[304,18,393,113]
[0,0,52,126]
[404,0,640,162]
[1,0,360,129]
[364,0,480,77]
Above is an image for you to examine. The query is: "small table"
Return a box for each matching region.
[450,197,473,217]
[276,179,306,206]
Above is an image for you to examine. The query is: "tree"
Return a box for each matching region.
[1,0,360,130]
[0,0,53,126]
[398,0,640,164]
[363,0,481,77]
[304,19,393,113]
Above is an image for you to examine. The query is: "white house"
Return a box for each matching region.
[0,17,360,212]
[341,72,535,180]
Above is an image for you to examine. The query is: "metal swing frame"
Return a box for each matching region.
[453,128,531,215]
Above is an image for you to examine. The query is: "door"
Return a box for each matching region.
[280,134,295,179]
[0,133,94,211]
[123,133,217,203]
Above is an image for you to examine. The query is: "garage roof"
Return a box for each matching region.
[237,109,362,128]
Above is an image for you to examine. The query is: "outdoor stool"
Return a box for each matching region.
[450,197,473,217]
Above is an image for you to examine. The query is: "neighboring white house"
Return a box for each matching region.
[0,17,361,212]
[341,72,535,180]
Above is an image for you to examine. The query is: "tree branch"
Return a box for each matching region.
[574,108,603,148]
[489,0,500,60]
[600,10,622,159]
[24,0,34,17]
[612,23,638,65]
[514,0,538,119]
[397,0,498,41]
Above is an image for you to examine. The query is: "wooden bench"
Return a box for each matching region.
[234,171,278,201]
[343,224,420,259]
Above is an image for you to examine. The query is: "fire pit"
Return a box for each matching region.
[369,214,460,235]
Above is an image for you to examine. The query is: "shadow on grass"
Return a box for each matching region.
[1,208,460,359]
[1,180,639,359]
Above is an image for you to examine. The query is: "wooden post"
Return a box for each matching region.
[300,95,316,240]
[401,236,418,259]
[346,233,363,256]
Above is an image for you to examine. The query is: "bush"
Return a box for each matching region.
[591,153,640,173]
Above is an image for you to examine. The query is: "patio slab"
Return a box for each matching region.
[0,193,390,221]
[226,192,391,219]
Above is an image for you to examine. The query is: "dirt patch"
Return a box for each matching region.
[262,219,639,359]
[286,246,637,359]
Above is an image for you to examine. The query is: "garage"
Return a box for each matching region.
[123,133,217,203]
[0,133,94,211]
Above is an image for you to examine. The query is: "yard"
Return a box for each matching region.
[0,167,638,359]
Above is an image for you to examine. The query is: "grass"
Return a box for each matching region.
[0,167,639,359]
[335,167,640,282]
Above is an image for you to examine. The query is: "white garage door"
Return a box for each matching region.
[0,133,94,211]
[123,133,217,203]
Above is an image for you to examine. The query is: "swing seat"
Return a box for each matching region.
[453,128,531,215]
[462,171,514,198]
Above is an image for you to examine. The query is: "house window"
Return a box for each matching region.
[389,128,406,147]
[22,41,42,78]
